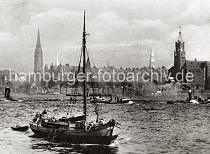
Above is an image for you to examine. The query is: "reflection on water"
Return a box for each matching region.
[29,134,119,154]
[1,99,210,153]
[31,142,118,154]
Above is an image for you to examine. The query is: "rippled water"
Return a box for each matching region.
[1,98,210,154]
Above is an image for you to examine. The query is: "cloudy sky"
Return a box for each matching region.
[0,0,210,72]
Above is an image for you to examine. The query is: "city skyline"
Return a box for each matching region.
[0,0,210,72]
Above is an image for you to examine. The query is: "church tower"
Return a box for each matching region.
[34,29,43,73]
[56,51,59,66]
[149,48,155,69]
[174,27,185,73]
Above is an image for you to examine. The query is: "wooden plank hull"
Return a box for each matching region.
[29,122,117,144]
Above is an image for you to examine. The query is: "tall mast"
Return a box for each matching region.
[82,10,87,121]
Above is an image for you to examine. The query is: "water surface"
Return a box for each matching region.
[1,99,210,154]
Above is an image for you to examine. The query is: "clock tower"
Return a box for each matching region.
[174,27,185,74]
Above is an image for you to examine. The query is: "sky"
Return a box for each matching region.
[0,0,210,72]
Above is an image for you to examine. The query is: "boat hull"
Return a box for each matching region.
[11,126,29,132]
[57,134,118,144]
[30,123,49,137]
[29,121,117,144]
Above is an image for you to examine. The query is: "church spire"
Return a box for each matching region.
[178,26,182,42]
[56,51,59,66]
[34,28,43,73]
[36,28,41,48]
[149,48,155,69]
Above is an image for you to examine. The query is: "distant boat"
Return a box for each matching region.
[29,11,118,145]
[118,98,133,104]
[206,99,210,104]
[190,99,199,104]
[126,100,134,104]
[11,125,29,132]
[167,101,175,104]
[90,96,112,104]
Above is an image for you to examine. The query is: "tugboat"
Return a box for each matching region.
[29,11,118,144]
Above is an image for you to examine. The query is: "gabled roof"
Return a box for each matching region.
[184,60,207,69]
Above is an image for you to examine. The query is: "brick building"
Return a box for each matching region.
[169,28,210,89]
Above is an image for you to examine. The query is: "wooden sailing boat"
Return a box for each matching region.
[29,11,118,144]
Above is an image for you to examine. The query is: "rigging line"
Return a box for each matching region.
[77,48,83,74]
[86,48,98,99]
[69,101,74,117]
[67,48,83,118]
[84,48,94,103]
[73,48,82,89]
[86,49,100,120]
[86,48,94,67]
[87,49,97,97]
[74,48,83,95]
[86,49,94,90]
[87,48,96,68]
[86,48,97,81]
[76,46,83,64]
[66,102,71,118]
[72,49,79,70]
[67,100,74,118]
[84,45,96,97]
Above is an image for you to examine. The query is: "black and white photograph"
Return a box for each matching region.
[0,0,210,153]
